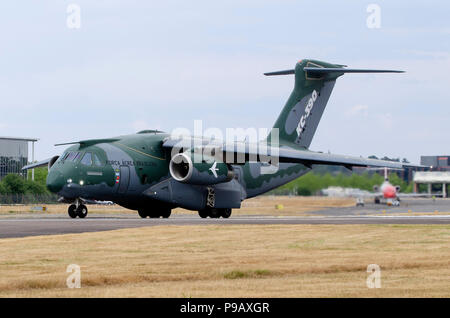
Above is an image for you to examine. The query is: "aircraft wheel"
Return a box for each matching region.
[161,208,171,218]
[198,210,208,218]
[209,208,220,219]
[220,208,232,218]
[149,211,160,218]
[68,204,78,218]
[138,209,148,218]
[77,204,88,218]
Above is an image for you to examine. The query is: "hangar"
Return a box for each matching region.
[0,136,38,180]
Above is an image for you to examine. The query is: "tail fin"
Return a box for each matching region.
[266,59,403,149]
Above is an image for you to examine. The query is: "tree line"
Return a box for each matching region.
[270,171,413,196]
[0,168,49,195]
[0,168,58,204]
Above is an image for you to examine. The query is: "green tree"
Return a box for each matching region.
[387,173,410,193]
[27,167,48,187]
[2,174,26,194]
[24,179,48,194]
[273,170,414,196]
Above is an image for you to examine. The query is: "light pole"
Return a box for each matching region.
[31,141,35,181]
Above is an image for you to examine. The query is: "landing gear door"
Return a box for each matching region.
[233,166,246,200]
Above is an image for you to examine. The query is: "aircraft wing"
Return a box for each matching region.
[162,136,408,169]
[21,158,52,170]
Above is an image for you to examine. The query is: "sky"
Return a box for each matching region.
[0,1,449,163]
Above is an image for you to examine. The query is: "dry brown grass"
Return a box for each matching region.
[0,196,354,216]
[0,203,133,215]
[0,224,449,297]
[233,196,354,216]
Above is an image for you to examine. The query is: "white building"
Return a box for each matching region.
[413,171,450,198]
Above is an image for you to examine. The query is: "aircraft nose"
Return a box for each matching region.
[46,170,65,193]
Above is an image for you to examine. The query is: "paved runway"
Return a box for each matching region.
[0,213,449,239]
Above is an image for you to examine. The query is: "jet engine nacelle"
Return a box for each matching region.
[169,152,233,185]
[48,156,60,170]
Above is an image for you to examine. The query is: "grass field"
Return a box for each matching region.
[0,224,449,297]
[0,196,355,216]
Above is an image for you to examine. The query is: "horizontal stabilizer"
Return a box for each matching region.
[304,67,404,74]
[264,67,404,76]
[264,69,295,76]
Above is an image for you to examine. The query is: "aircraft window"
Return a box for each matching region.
[66,152,81,162]
[92,153,104,167]
[80,152,93,166]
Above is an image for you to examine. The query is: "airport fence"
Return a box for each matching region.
[0,193,60,204]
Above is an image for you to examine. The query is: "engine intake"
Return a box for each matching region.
[169,152,233,185]
[48,156,60,170]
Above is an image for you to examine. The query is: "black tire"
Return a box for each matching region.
[220,208,232,218]
[149,211,160,218]
[138,209,148,218]
[161,209,171,218]
[198,210,208,218]
[77,204,88,218]
[68,204,78,218]
[209,208,220,219]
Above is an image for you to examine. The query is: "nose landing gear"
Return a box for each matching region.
[68,199,88,218]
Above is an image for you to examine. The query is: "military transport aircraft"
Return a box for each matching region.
[24,59,416,219]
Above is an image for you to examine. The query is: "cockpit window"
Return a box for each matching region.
[80,152,93,166]
[92,153,104,167]
[66,152,81,162]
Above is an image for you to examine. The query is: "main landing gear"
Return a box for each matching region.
[68,201,88,219]
[138,207,172,219]
[198,208,232,218]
